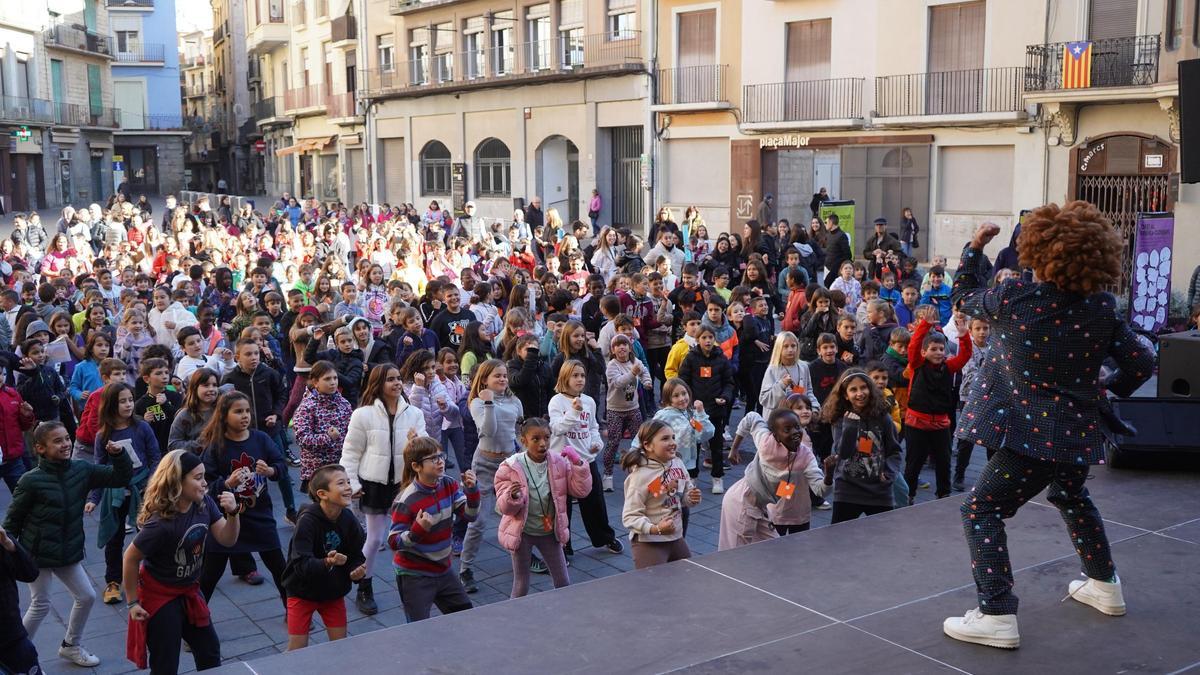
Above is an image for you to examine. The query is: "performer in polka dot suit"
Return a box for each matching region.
[942,203,1156,649]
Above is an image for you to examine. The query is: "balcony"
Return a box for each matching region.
[181,53,207,68]
[652,64,728,111]
[742,78,865,129]
[873,66,1027,125]
[254,96,292,126]
[43,25,115,58]
[213,21,226,43]
[1024,35,1164,103]
[183,85,210,98]
[330,14,356,46]
[51,102,120,128]
[116,111,188,131]
[292,0,306,26]
[361,31,643,99]
[0,96,58,125]
[106,0,154,8]
[114,43,166,64]
[326,91,359,122]
[247,15,289,53]
[284,84,325,113]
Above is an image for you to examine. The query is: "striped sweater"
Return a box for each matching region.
[388,475,480,576]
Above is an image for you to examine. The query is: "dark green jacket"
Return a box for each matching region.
[2,451,133,568]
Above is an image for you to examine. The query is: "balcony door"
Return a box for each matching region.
[784,19,831,120]
[114,80,146,130]
[675,9,716,104]
[927,1,985,114]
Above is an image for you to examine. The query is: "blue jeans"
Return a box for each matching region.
[270,430,297,512]
[901,242,913,258]
[0,459,26,494]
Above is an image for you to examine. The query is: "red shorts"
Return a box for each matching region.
[286,596,347,635]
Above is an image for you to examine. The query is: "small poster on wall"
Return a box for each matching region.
[819,200,856,251]
[1129,212,1174,332]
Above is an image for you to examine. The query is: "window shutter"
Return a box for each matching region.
[785,19,831,82]
[677,9,715,68]
[928,2,984,72]
[1089,0,1138,40]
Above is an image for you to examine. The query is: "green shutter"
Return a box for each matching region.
[84,0,97,31]
[51,60,64,103]
[87,64,102,116]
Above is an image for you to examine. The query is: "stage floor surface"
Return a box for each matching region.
[214,465,1200,674]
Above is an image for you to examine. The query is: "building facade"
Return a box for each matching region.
[360,0,652,227]
[212,0,252,193]
[179,30,219,191]
[1,0,120,211]
[110,0,187,198]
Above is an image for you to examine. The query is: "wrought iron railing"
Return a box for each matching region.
[875,66,1025,117]
[253,97,282,121]
[43,25,114,57]
[654,65,727,105]
[1025,35,1160,90]
[361,31,641,96]
[50,102,120,128]
[115,43,165,63]
[107,0,154,7]
[117,111,187,130]
[743,78,864,123]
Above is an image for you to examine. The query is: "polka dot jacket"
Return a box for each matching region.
[950,247,1155,465]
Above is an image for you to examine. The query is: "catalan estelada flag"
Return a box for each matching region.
[1062,41,1093,89]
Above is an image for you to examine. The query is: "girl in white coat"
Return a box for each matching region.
[339,363,427,615]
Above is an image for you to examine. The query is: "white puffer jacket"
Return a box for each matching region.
[340,398,428,493]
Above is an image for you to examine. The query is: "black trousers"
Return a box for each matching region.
[775,522,810,536]
[830,502,891,524]
[0,636,39,675]
[104,495,132,584]
[199,549,287,606]
[904,426,952,498]
[645,346,669,387]
[740,364,767,415]
[953,437,995,482]
[566,461,617,547]
[965,449,1115,615]
[146,595,222,674]
[706,408,728,479]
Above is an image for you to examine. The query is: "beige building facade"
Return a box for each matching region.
[362,0,651,227]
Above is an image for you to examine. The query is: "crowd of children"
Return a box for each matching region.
[0,193,1011,672]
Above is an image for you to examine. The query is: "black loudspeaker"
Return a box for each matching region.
[1181,59,1200,184]
[1108,398,1200,466]
[1157,330,1200,397]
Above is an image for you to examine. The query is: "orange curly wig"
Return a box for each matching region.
[1017,201,1123,295]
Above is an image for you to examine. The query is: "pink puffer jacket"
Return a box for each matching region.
[494,450,592,551]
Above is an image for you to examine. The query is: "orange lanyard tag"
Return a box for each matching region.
[648,476,665,498]
[690,419,703,431]
[791,385,806,395]
[542,515,553,532]
[775,481,796,499]
[857,436,874,455]
[699,366,712,378]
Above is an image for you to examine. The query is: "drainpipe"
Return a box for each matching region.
[646,0,659,236]
[359,0,375,206]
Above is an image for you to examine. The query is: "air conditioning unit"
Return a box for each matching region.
[59,149,72,161]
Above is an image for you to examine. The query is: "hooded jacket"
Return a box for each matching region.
[621,455,690,542]
[303,339,366,406]
[677,344,734,407]
[282,503,366,602]
[494,450,592,550]
[220,363,286,432]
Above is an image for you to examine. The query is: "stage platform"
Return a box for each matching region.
[214,466,1199,674]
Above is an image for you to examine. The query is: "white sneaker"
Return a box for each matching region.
[943,608,1020,649]
[602,474,613,492]
[711,477,724,494]
[1066,575,1125,616]
[815,501,832,510]
[59,641,101,667]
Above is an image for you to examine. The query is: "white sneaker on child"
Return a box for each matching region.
[602,474,613,492]
[59,641,101,667]
[1066,575,1125,616]
[942,608,1019,649]
[711,477,724,494]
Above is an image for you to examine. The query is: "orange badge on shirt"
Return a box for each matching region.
[699,366,712,378]
[648,476,665,498]
[690,419,703,431]
[791,385,806,395]
[775,481,796,500]
[857,436,874,455]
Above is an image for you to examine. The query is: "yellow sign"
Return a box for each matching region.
[759,135,811,149]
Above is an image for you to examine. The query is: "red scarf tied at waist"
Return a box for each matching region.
[904,408,952,431]
[126,567,211,669]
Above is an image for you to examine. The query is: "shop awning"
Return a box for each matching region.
[275,135,335,157]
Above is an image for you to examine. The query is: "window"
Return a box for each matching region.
[377,34,394,73]
[491,13,514,75]
[116,30,141,54]
[475,138,511,197]
[527,4,551,71]
[1166,0,1184,50]
[1088,0,1138,40]
[300,46,310,85]
[463,20,485,79]
[608,0,636,39]
[420,140,451,195]
[346,49,357,92]
[87,64,102,118]
[559,0,584,67]
[433,22,453,82]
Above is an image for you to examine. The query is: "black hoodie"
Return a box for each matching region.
[282,503,366,602]
[0,538,38,647]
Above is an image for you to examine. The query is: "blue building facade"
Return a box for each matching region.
[110,0,186,196]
